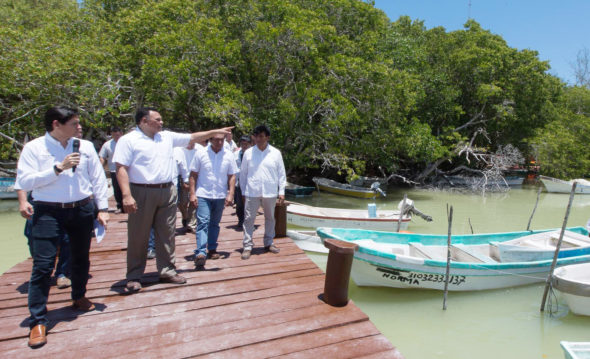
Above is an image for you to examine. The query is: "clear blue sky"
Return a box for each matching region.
[372,0,590,85]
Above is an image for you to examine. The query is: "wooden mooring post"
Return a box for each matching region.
[540,182,577,312]
[443,205,453,310]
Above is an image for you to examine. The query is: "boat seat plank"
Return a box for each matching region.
[409,243,443,260]
[451,244,497,264]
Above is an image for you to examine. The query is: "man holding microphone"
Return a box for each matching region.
[15,106,109,348]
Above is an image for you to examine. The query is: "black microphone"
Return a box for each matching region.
[72,139,80,173]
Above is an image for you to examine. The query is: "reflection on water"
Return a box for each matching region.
[294,185,590,359]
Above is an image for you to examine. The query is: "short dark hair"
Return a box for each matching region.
[239,135,252,143]
[135,107,158,125]
[44,106,79,132]
[253,125,270,137]
[110,126,122,133]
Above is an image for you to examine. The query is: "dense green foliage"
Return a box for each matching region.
[1,0,589,180]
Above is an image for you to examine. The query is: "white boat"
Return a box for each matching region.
[552,262,590,316]
[317,226,590,291]
[490,230,590,262]
[561,341,590,359]
[287,202,411,231]
[540,175,590,194]
[286,230,328,253]
[0,177,16,199]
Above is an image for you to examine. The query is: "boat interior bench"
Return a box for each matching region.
[550,231,590,247]
[451,243,497,263]
[409,242,445,260]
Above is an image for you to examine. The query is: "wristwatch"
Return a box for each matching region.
[54,164,63,174]
[98,208,108,213]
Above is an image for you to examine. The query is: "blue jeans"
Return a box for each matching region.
[148,228,155,251]
[28,201,95,328]
[194,197,225,256]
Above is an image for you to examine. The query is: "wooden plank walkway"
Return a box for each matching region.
[0,203,403,358]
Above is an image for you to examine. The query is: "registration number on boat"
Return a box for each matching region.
[377,267,466,286]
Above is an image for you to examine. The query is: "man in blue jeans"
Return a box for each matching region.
[189,133,237,268]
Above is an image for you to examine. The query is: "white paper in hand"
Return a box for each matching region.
[94,220,105,243]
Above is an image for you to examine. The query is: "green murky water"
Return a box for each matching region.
[2,185,590,358]
[293,184,590,359]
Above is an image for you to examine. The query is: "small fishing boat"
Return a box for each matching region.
[0,177,16,199]
[285,182,315,197]
[552,262,590,316]
[316,226,590,291]
[287,202,411,231]
[312,177,385,199]
[560,341,590,359]
[490,230,590,262]
[540,175,590,194]
[286,230,328,253]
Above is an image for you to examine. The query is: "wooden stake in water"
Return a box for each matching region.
[396,194,407,233]
[443,205,453,310]
[540,182,577,312]
[527,187,543,231]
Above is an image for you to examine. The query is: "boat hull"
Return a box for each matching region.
[287,206,410,231]
[317,226,590,291]
[540,176,590,194]
[312,177,382,198]
[552,262,590,316]
[0,177,16,199]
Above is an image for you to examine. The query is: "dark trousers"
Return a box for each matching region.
[25,220,70,278]
[234,185,244,226]
[110,172,123,211]
[28,201,95,328]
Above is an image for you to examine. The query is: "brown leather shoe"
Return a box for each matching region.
[241,249,251,260]
[159,274,186,284]
[72,297,96,312]
[126,280,142,293]
[28,324,47,348]
[265,245,280,254]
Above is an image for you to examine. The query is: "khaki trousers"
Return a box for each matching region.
[242,196,276,251]
[126,184,178,280]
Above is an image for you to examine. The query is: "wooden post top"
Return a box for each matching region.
[324,238,359,254]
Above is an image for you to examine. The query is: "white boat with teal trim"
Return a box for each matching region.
[490,230,590,262]
[316,227,590,291]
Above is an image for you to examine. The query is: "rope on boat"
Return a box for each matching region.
[546,284,560,316]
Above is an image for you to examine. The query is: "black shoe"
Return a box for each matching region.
[182,219,188,228]
[207,250,221,259]
[194,254,206,266]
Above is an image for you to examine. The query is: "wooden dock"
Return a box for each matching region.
[0,206,403,358]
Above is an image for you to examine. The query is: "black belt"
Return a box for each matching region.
[131,182,173,188]
[34,197,92,209]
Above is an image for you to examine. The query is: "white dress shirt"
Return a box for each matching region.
[15,133,109,209]
[223,139,237,152]
[98,138,117,172]
[239,144,286,197]
[173,147,189,185]
[191,145,237,199]
[112,127,191,184]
